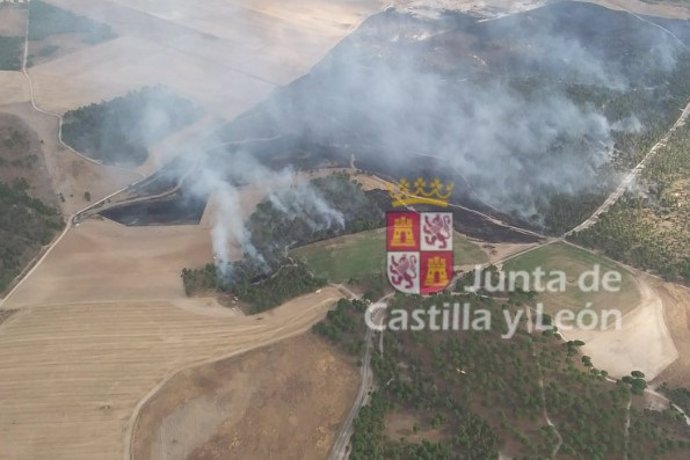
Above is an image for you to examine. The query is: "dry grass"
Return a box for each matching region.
[132,333,359,460]
[26,0,384,116]
[4,219,213,308]
[0,72,29,107]
[0,288,342,460]
[0,4,26,36]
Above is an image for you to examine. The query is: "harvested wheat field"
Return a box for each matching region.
[26,35,275,116]
[131,333,359,460]
[0,72,29,107]
[0,4,26,36]
[4,219,213,308]
[0,288,341,460]
[27,0,384,115]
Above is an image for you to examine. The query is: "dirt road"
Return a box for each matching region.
[566,100,690,236]
[329,293,393,460]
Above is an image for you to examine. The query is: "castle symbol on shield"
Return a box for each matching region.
[386,178,454,295]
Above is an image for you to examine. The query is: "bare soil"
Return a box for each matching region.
[559,274,678,380]
[131,333,359,460]
[653,282,690,387]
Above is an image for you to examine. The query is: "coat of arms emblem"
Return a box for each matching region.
[386,178,454,295]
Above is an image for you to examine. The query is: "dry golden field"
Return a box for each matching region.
[0,72,29,106]
[0,288,342,460]
[131,333,359,460]
[4,219,213,308]
[26,0,385,115]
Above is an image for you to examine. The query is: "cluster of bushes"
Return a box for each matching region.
[181,263,217,296]
[312,298,368,355]
[660,384,690,414]
[182,260,326,313]
[233,262,326,314]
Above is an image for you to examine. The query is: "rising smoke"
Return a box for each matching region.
[171,2,687,265]
[249,3,686,221]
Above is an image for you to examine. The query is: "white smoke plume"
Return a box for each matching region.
[185,147,344,272]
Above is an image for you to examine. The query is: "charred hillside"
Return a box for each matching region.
[209,1,690,235]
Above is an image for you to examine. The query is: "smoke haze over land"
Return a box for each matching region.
[217,2,690,226]
[124,1,690,263]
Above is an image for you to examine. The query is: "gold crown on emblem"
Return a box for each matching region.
[388,178,453,208]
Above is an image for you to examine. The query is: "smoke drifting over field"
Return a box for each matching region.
[241,3,689,223]
[166,2,690,261]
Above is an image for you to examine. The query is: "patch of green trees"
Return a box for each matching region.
[319,287,690,458]
[0,179,63,291]
[62,86,198,166]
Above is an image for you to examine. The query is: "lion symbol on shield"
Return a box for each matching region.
[423,214,452,249]
[389,254,417,289]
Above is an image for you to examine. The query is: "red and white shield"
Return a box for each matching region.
[386,211,454,295]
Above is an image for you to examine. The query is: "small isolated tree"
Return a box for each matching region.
[631,378,647,395]
[631,370,645,379]
[84,191,91,202]
[582,356,593,367]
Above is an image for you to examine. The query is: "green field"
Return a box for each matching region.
[503,242,640,315]
[291,228,488,283]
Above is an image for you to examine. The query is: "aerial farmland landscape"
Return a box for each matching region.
[3,0,690,459]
